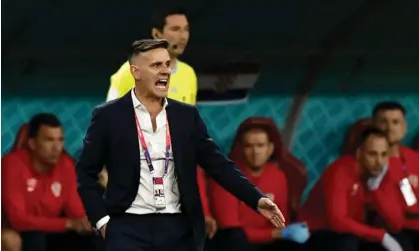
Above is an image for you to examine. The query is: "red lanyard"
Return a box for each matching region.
[134,113,171,175]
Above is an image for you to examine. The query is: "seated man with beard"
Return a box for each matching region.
[299,127,408,251]
[208,118,309,251]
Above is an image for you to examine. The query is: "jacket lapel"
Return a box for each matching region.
[120,91,141,175]
[166,99,183,178]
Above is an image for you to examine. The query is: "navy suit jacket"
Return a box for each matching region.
[76,91,264,250]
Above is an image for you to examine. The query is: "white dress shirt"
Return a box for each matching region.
[96,89,181,229]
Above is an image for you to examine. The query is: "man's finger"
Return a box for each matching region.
[275,217,285,228]
[270,218,279,228]
[272,206,286,223]
[271,219,284,228]
[270,215,284,228]
[266,202,285,222]
[209,230,216,239]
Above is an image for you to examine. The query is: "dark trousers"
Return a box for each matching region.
[205,228,303,251]
[105,213,195,251]
[305,231,414,251]
[21,231,98,251]
[247,240,304,251]
[402,229,419,251]
[205,228,248,251]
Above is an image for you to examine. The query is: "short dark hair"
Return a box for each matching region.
[372,101,406,118]
[128,39,169,63]
[28,113,62,138]
[356,127,389,149]
[150,7,188,32]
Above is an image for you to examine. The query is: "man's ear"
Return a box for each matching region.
[267,142,274,158]
[28,138,36,151]
[355,147,361,160]
[130,64,141,81]
[152,28,162,39]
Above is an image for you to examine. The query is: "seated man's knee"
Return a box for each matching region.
[20,231,47,251]
[1,229,22,251]
[307,231,360,251]
[334,233,360,251]
[213,228,248,251]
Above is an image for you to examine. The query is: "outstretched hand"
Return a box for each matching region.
[257,197,286,228]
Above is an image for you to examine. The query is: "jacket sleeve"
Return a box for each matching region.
[64,159,87,218]
[197,167,212,218]
[243,169,288,243]
[2,156,68,232]
[194,108,264,212]
[324,167,385,242]
[76,107,108,225]
[370,174,405,232]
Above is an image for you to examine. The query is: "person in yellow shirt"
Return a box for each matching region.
[107,7,197,105]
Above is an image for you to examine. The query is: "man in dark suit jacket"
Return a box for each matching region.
[76,39,285,251]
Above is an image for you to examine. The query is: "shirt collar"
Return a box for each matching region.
[131,88,168,110]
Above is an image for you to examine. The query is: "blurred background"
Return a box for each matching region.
[1,0,419,250]
[3,0,418,190]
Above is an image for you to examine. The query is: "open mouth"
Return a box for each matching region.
[155,79,168,90]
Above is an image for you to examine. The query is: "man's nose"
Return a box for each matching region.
[254,148,263,155]
[389,123,398,130]
[53,142,62,151]
[160,66,170,74]
[378,157,386,166]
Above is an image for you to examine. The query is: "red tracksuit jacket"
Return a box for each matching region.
[383,147,419,230]
[207,162,288,242]
[239,163,288,243]
[207,171,241,228]
[298,155,404,242]
[197,167,212,218]
[2,150,86,232]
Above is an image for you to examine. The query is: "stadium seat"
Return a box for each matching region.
[11,123,30,151]
[341,118,372,156]
[229,117,308,222]
[10,122,74,162]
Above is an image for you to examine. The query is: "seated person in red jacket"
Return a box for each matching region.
[372,101,419,250]
[299,127,406,251]
[197,168,218,240]
[369,151,419,251]
[208,121,309,251]
[1,114,95,251]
